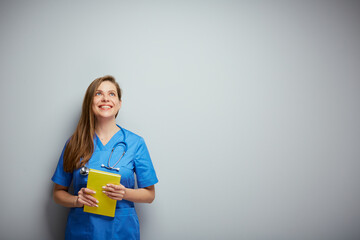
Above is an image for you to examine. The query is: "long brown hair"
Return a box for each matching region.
[63,75,122,172]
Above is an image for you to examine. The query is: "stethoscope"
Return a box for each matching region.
[80,127,127,176]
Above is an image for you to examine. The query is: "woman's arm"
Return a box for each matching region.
[124,185,155,203]
[103,184,155,203]
[53,183,98,208]
[53,184,78,208]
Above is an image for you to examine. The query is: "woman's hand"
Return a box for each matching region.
[76,188,99,208]
[102,184,126,201]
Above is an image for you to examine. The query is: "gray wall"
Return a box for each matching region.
[1,1,360,239]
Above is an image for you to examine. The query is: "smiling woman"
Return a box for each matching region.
[51,75,158,240]
[92,81,122,121]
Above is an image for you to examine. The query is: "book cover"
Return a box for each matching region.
[83,169,121,217]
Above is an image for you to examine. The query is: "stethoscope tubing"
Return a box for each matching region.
[80,127,127,176]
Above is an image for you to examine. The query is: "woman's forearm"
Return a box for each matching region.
[53,184,80,208]
[123,185,155,203]
[54,183,155,207]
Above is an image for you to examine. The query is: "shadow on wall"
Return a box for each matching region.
[45,183,69,240]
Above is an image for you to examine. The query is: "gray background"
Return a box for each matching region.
[0,1,360,239]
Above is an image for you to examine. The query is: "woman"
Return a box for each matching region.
[52,75,158,240]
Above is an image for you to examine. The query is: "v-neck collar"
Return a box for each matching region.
[95,125,124,151]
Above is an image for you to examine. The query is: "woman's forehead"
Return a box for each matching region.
[97,81,117,91]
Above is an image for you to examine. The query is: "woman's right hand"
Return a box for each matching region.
[75,188,98,208]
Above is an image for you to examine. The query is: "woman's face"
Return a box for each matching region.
[92,81,121,121]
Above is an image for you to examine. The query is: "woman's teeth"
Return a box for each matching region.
[100,106,111,109]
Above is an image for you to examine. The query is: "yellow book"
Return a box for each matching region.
[83,169,121,217]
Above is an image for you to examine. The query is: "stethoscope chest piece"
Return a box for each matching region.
[80,166,90,176]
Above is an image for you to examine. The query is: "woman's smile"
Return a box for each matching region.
[99,104,113,109]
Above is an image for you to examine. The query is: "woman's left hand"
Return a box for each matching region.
[102,184,126,201]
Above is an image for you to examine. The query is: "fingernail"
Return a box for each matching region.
[95,205,98,207]
[106,184,109,186]
[102,191,106,194]
[102,186,106,189]
[96,200,99,203]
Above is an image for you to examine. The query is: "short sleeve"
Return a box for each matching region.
[134,137,159,188]
[51,143,73,187]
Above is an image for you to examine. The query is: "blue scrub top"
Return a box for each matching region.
[51,126,158,240]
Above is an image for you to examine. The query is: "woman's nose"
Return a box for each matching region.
[101,95,109,101]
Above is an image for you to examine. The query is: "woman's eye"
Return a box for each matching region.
[110,93,116,97]
[95,92,102,96]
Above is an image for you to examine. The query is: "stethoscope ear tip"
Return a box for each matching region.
[101,164,120,172]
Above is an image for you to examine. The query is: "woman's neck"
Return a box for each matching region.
[95,118,120,139]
